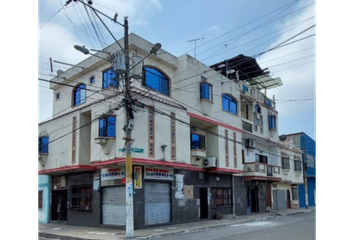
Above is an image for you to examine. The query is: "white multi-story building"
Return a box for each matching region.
[38,33,303,227]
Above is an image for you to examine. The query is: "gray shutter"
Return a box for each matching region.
[102,186,126,225]
[145,182,171,225]
[276,190,286,210]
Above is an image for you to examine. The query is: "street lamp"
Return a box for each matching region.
[129,43,161,79]
[74,45,112,62]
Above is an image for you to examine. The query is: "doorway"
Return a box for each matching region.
[247,187,258,213]
[200,188,208,219]
[266,184,272,209]
[51,190,67,221]
[287,189,291,208]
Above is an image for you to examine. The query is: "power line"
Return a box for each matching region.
[47,100,124,145]
[39,8,63,30]
[139,103,304,162]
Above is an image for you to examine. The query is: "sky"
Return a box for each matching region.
[38,0,316,140]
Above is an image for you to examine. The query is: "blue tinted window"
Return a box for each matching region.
[39,136,49,154]
[191,133,205,150]
[144,67,169,96]
[103,69,119,89]
[254,104,261,113]
[90,76,95,84]
[74,84,86,106]
[243,85,249,92]
[222,94,237,115]
[200,82,213,101]
[266,99,272,107]
[269,116,276,129]
[99,116,116,137]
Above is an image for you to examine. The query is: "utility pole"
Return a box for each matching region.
[302,135,309,209]
[71,2,160,238]
[187,37,204,59]
[123,17,134,238]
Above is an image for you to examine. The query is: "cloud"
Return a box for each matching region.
[255,0,316,135]
[209,25,219,32]
[208,25,221,36]
[135,19,149,26]
[39,22,87,68]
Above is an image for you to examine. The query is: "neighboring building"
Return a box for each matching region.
[280,132,316,208]
[38,175,50,223]
[38,33,289,228]
[277,137,304,210]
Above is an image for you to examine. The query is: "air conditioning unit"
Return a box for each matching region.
[245,139,255,148]
[203,157,217,168]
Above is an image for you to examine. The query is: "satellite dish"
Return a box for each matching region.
[57,69,64,76]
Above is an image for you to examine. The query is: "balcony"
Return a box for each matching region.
[242,120,253,133]
[243,162,282,181]
[191,149,206,158]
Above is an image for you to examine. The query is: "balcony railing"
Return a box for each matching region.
[243,162,281,179]
[242,121,253,133]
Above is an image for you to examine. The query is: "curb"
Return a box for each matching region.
[39,210,315,240]
[39,232,90,240]
[135,218,259,239]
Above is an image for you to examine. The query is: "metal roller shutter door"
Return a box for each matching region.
[102,186,125,225]
[145,182,171,225]
[276,190,286,210]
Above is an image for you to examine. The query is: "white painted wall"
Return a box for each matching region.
[279,146,304,184]
[40,33,285,175]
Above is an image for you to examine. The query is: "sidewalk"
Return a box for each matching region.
[39,207,315,240]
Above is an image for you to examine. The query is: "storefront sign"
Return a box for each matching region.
[134,166,142,189]
[144,167,173,180]
[101,167,126,181]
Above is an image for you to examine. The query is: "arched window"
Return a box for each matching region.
[73,84,86,106]
[222,94,237,115]
[143,67,169,96]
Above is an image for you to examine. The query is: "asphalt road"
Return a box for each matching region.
[153,211,316,240]
[38,212,315,240]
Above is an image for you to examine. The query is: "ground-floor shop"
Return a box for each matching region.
[40,165,236,229]
[299,177,316,208]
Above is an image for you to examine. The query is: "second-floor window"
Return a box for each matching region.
[143,67,169,96]
[294,160,302,172]
[73,84,86,106]
[255,153,268,163]
[191,132,205,150]
[222,94,237,115]
[269,115,276,130]
[39,136,49,154]
[103,68,119,89]
[281,157,290,169]
[99,116,116,137]
[200,77,213,101]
